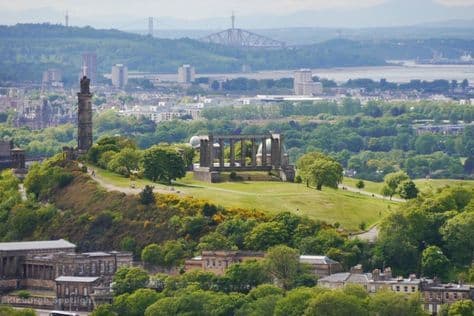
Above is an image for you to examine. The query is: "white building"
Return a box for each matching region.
[178,65,196,84]
[294,69,323,96]
[111,64,128,88]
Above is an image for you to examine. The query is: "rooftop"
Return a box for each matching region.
[299,255,339,265]
[0,239,76,252]
[55,276,100,283]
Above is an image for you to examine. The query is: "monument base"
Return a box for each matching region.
[193,168,221,183]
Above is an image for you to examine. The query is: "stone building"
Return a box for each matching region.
[318,265,423,294]
[422,282,474,315]
[55,276,100,312]
[299,255,343,277]
[0,239,133,311]
[184,251,341,277]
[185,251,265,275]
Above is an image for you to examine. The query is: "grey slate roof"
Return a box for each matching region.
[319,272,351,283]
[0,239,76,252]
[299,255,339,265]
[55,276,100,283]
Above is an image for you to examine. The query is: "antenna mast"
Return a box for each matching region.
[148,17,154,36]
[65,10,69,27]
[231,11,235,29]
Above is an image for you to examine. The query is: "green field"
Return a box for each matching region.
[93,168,397,231]
[343,178,474,196]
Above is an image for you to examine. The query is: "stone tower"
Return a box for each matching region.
[77,76,93,153]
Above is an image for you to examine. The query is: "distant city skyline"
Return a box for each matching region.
[1,0,474,29]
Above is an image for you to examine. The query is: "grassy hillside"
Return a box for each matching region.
[343,177,474,196]
[93,168,397,230]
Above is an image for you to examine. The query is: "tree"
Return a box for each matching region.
[369,291,425,316]
[445,300,474,316]
[415,134,438,154]
[139,185,155,205]
[274,287,317,316]
[441,211,474,265]
[91,304,117,316]
[421,246,450,279]
[304,291,366,316]
[112,267,149,295]
[265,245,300,290]
[381,171,409,199]
[297,152,343,190]
[125,288,161,316]
[142,146,186,184]
[141,243,163,266]
[225,260,271,293]
[398,180,419,199]
[244,222,289,250]
[355,180,365,191]
[108,147,141,176]
[198,232,236,251]
[464,157,474,174]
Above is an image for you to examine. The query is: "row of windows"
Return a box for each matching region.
[205,259,242,268]
[61,286,88,296]
[427,291,469,300]
[60,261,115,275]
[394,285,417,293]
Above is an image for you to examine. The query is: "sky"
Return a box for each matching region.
[1,0,474,28]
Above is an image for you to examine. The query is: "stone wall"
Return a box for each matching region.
[0,279,18,292]
[20,278,55,291]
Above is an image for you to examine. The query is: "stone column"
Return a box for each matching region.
[280,134,285,167]
[261,138,267,166]
[209,135,214,170]
[271,137,281,169]
[219,139,225,168]
[251,138,257,167]
[0,256,3,277]
[199,139,205,167]
[230,139,235,167]
[77,92,93,153]
[240,139,245,167]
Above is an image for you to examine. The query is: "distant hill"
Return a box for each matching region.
[0,24,473,84]
[0,23,387,84]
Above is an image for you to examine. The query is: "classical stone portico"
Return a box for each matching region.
[192,134,295,182]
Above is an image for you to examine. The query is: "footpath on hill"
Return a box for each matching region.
[338,184,406,203]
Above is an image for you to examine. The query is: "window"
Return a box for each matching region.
[453,293,458,299]
[396,286,400,292]
[404,286,408,292]
[65,287,69,295]
[84,287,88,296]
[411,286,416,292]
[91,263,96,274]
[446,293,449,299]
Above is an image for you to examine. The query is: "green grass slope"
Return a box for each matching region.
[94,168,397,230]
[343,177,474,196]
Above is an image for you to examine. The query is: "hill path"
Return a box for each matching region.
[338,184,406,203]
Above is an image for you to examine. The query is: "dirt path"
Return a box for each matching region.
[338,184,406,203]
[86,167,180,196]
[350,226,379,243]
